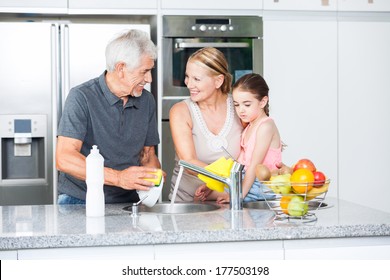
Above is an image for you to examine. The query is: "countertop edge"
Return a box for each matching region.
[1,223,390,250]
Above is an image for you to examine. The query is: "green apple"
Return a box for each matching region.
[269,174,291,194]
[287,195,308,216]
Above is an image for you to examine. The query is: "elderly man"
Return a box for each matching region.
[56,29,162,204]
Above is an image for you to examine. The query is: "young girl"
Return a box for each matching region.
[195,73,282,203]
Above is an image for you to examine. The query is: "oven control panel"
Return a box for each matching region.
[191,24,234,32]
[193,18,233,32]
[191,19,234,33]
[163,16,263,38]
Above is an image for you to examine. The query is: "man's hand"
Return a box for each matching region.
[117,166,158,191]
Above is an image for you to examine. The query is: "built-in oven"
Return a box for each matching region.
[160,15,263,201]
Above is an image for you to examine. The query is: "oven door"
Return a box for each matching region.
[162,37,263,97]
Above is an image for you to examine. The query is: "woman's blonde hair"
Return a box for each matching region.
[188,47,232,94]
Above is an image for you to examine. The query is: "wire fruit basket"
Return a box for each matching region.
[260,178,330,223]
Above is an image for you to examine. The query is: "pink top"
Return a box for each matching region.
[238,117,282,171]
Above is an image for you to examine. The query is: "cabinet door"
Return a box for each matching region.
[0,250,17,260]
[18,246,155,259]
[263,16,338,197]
[161,0,261,10]
[68,0,157,10]
[0,0,66,8]
[339,0,390,12]
[338,19,390,213]
[155,241,284,260]
[263,0,337,11]
[284,237,390,259]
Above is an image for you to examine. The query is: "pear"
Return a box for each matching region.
[287,195,308,216]
[269,174,291,194]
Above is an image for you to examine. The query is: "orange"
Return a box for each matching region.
[290,168,314,194]
[280,195,292,214]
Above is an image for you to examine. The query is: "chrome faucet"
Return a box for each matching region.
[178,160,245,211]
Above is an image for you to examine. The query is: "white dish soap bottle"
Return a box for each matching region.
[86,145,105,217]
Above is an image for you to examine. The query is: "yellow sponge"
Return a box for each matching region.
[198,157,234,192]
[143,169,163,186]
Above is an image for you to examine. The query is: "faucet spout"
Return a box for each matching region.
[178,160,244,211]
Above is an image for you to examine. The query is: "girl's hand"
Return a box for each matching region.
[194,184,212,201]
[216,192,230,204]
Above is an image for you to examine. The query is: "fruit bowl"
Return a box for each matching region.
[260,179,330,223]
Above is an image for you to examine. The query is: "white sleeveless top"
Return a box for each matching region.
[170,95,242,202]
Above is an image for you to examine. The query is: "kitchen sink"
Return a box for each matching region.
[123,202,221,214]
[243,200,331,210]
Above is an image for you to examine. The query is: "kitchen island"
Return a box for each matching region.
[1,197,390,260]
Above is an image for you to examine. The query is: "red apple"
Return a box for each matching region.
[292,158,316,173]
[313,171,326,187]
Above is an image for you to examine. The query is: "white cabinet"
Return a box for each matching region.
[17,246,155,260]
[12,237,390,260]
[263,15,338,198]
[338,0,390,12]
[161,0,261,10]
[68,0,158,12]
[263,0,337,11]
[0,0,67,13]
[155,241,284,260]
[0,0,66,8]
[338,18,390,213]
[0,250,17,260]
[15,241,284,260]
[0,0,158,14]
[284,237,390,259]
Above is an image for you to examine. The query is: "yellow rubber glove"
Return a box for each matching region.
[198,157,234,192]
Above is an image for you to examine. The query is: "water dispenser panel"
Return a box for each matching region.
[0,114,47,183]
[14,119,33,156]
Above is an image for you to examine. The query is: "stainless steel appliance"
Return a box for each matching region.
[0,19,151,206]
[161,15,263,201]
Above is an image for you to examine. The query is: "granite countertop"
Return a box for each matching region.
[1,197,390,250]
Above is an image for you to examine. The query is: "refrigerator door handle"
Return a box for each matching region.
[61,24,70,112]
[51,23,60,203]
[51,24,60,124]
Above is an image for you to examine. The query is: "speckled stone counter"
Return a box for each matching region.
[1,197,390,250]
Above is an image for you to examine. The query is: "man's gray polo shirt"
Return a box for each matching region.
[57,71,160,203]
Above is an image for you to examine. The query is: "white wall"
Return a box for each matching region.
[263,14,338,199]
[263,12,390,213]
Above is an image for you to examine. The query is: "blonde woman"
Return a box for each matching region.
[169,47,243,202]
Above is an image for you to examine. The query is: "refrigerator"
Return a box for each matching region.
[0,21,150,206]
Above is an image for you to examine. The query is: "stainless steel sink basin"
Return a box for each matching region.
[123,202,221,214]
[243,200,331,210]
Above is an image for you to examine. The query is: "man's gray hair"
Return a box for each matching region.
[105,29,157,72]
